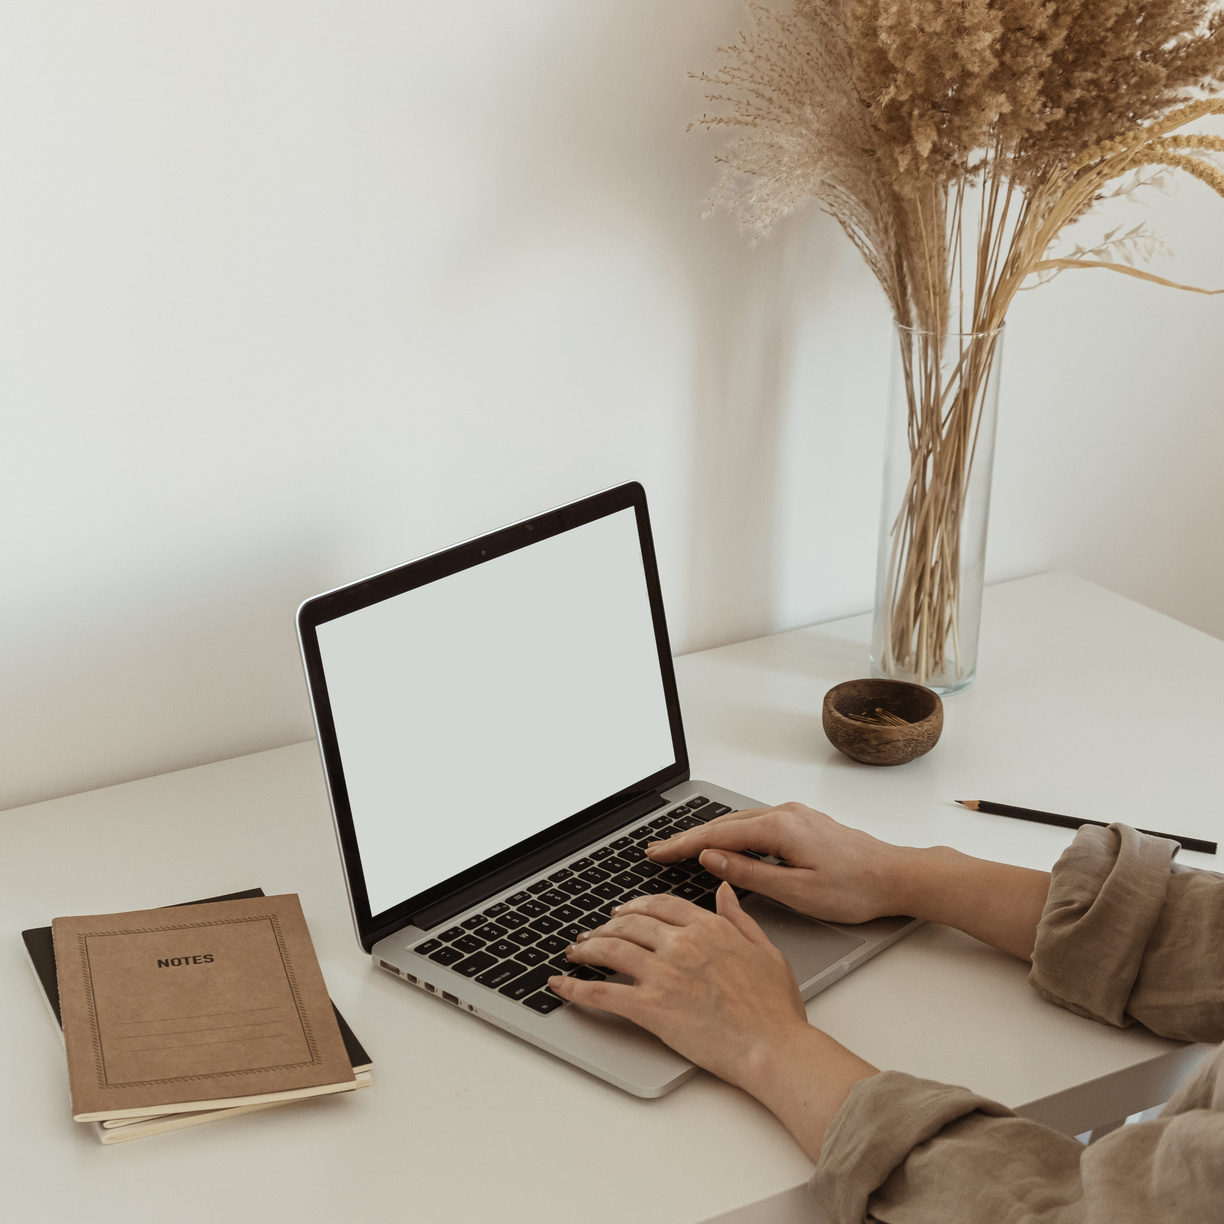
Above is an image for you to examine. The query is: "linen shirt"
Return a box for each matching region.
[810,823,1224,1222]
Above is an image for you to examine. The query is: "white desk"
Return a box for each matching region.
[2,573,1219,1224]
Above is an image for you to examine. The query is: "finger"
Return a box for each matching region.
[609,892,707,927]
[576,912,672,952]
[647,812,779,862]
[714,881,773,949]
[566,934,652,979]
[697,848,814,912]
[548,973,638,1016]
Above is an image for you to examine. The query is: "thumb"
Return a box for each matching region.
[699,848,810,912]
[714,881,772,948]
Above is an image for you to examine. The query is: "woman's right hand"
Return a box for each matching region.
[647,802,912,924]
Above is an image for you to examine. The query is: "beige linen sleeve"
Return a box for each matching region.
[1029,823,1224,1042]
[809,824,1224,1223]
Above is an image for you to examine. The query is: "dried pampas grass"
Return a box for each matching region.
[697,0,1224,686]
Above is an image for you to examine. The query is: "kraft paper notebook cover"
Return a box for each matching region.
[52,893,357,1122]
[23,888,373,1142]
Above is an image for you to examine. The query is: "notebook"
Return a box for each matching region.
[297,481,920,1096]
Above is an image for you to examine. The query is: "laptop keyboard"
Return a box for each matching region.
[410,796,748,1016]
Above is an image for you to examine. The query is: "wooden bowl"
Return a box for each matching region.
[822,679,943,766]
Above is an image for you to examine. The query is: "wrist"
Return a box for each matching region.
[881,843,961,921]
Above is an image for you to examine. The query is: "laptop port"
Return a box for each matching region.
[379,960,399,974]
[442,992,459,1005]
[403,972,417,984]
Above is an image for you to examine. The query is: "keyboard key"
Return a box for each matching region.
[648,814,673,829]
[591,882,623,901]
[440,926,465,942]
[571,892,602,912]
[508,929,538,948]
[529,914,562,935]
[674,882,705,901]
[557,924,585,942]
[460,915,486,930]
[602,855,631,874]
[474,959,528,990]
[674,815,702,831]
[539,889,569,907]
[498,966,558,1001]
[527,880,552,895]
[523,991,565,1014]
[706,803,732,817]
[557,878,587,897]
[595,900,619,918]
[482,902,510,918]
[454,951,498,978]
[570,966,609,981]
[660,866,694,885]
[551,904,582,924]
[669,805,691,817]
[473,922,508,941]
[610,836,633,850]
[487,939,518,959]
[610,872,639,890]
[687,796,709,807]
[591,846,614,861]
[691,871,722,889]
[519,900,548,919]
[515,946,548,966]
[548,868,574,883]
[569,857,594,872]
[621,843,647,862]
[428,945,465,967]
[641,879,670,894]
[508,891,533,906]
[452,934,484,955]
[630,825,653,838]
[499,911,530,930]
[579,867,610,885]
[538,934,568,955]
[577,912,603,930]
[413,939,442,956]
[633,860,664,878]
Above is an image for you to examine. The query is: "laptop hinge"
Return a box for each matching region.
[402,790,670,936]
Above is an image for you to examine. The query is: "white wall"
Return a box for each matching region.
[2,1,1222,812]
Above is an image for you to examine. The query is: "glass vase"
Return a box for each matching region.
[870,321,1004,695]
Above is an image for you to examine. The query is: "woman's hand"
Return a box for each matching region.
[548,883,879,1161]
[649,801,1052,962]
[549,884,808,1088]
[648,802,911,924]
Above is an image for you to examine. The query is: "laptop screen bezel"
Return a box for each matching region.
[296,482,690,952]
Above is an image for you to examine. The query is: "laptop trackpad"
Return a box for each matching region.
[743,896,864,985]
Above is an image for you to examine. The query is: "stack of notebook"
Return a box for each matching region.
[23,889,372,1144]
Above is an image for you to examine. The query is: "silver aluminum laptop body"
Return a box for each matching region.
[298,483,920,1098]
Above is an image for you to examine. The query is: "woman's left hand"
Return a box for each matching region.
[548,883,810,1089]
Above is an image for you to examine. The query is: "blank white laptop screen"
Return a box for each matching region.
[315,508,676,917]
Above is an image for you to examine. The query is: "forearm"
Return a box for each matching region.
[891,846,1051,962]
[736,1024,879,1164]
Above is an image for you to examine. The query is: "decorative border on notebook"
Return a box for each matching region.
[78,913,323,1089]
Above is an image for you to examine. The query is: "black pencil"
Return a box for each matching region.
[956,800,1217,856]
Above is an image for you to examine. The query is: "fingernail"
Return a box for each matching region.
[566,944,579,956]
[576,931,591,941]
[611,905,622,915]
[703,850,726,872]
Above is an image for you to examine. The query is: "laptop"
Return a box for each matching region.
[297,482,920,1097]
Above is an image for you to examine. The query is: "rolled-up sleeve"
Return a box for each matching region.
[810,824,1224,1222]
[1030,824,1224,1042]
